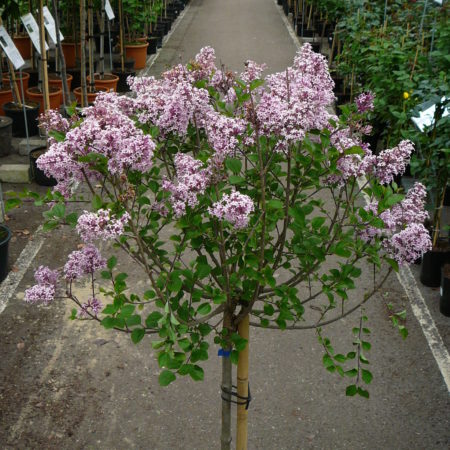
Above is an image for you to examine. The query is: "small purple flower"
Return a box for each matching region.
[76,209,130,243]
[375,140,414,185]
[34,266,59,286]
[78,297,103,318]
[64,244,107,280]
[209,191,254,229]
[24,284,56,306]
[355,92,375,113]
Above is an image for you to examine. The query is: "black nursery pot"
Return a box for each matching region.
[67,67,82,90]
[112,69,136,93]
[30,147,57,187]
[0,224,12,283]
[147,37,158,55]
[112,57,135,70]
[23,68,39,88]
[420,245,450,288]
[3,101,40,137]
[0,116,13,156]
[440,265,450,317]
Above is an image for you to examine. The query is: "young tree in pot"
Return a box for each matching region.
[12,46,431,449]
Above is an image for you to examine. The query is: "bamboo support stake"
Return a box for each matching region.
[39,0,50,111]
[220,309,233,450]
[7,61,22,107]
[236,314,250,450]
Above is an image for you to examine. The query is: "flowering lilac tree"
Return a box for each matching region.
[13,45,431,449]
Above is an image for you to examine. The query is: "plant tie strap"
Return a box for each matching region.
[218,348,231,358]
[221,383,252,410]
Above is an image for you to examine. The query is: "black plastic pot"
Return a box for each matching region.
[147,37,158,55]
[112,69,136,93]
[112,57,135,70]
[420,244,450,287]
[0,116,12,156]
[23,68,39,88]
[30,147,57,186]
[444,186,450,207]
[67,67,81,90]
[0,224,11,283]
[3,101,40,137]
[310,42,321,53]
[440,265,450,317]
[298,28,315,38]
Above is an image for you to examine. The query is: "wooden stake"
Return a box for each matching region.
[236,314,250,450]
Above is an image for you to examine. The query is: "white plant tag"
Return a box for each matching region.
[0,26,26,69]
[21,13,49,54]
[43,6,64,45]
[105,0,115,20]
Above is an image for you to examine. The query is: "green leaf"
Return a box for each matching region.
[159,370,176,386]
[131,328,145,344]
[361,341,371,351]
[311,216,326,229]
[107,256,117,270]
[346,384,357,396]
[189,365,204,381]
[225,158,242,174]
[229,175,245,185]
[323,354,334,368]
[196,264,211,279]
[92,194,103,211]
[267,199,284,209]
[357,387,370,398]
[52,203,65,218]
[361,369,373,384]
[197,303,212,315]
[4,198,21,212]
[65,212,78,227]
[168,276,182,293]
[334,354,347,363]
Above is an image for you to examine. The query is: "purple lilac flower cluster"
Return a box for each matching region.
[64,244,106,280]
[76,209,130,243]
[24,266,59,305]
[209,191,254,229]
[37,92,155,198]
[355,92,375,113]
[360,183,431,264]
[162,153,212,217]
[256,43,335,151]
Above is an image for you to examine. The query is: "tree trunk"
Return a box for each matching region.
[220,309,233,450]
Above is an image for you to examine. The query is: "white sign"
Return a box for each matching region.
[43,6,64,44]
[21,13,49,54]
[411,97,449,132]
[105,0,115,20]
[0,26,25,70]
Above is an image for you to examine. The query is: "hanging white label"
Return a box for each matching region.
[0,26,26,70]
[43,6,64,45]
[21,13,49,54]
[105,0,115,20]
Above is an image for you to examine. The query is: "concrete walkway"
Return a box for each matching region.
[0,1,449,449]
